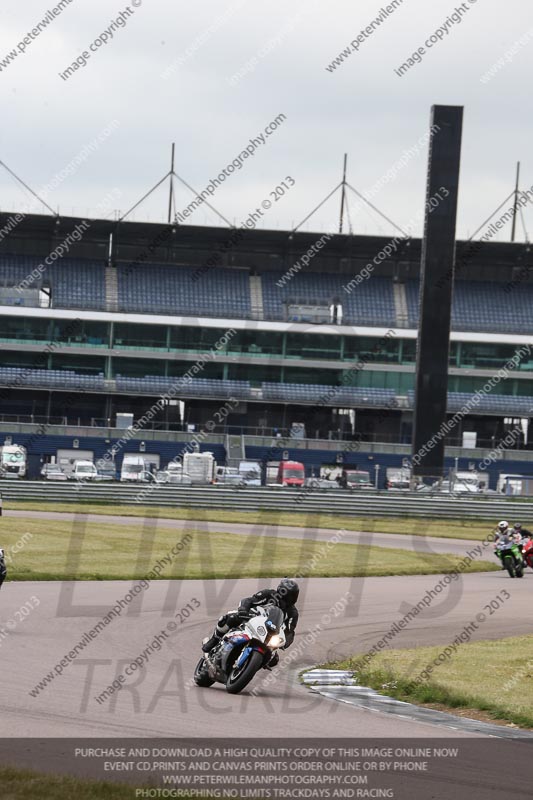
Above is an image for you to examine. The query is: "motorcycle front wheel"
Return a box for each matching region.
[194,657,215,687]
[226,650,263,694]
[504,557,516,578]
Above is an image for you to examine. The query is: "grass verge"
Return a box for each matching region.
[6,500,502,541]
[325,634,533,729]
[0,765,142,800]
[0,517,498,581]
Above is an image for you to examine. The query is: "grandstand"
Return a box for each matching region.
[0,211,532,484]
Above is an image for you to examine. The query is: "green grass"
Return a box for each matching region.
[7,500,501,541]
[0,516,498,581]
[325,634,533,729]
[0,766,139,800]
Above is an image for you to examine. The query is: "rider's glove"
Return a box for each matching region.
[282,630,295,649]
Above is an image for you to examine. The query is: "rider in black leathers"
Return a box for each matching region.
[0,548,6,590]
[202,579,299,653]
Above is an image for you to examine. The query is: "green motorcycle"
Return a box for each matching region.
[496,540,524,578]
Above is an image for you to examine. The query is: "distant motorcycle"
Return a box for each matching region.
[521,538,533,570]
[194,605,286,694]
[0,548,6,589]
[496,540,524,578]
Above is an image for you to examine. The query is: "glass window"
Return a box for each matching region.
[285,332,341,360]
[111,357,165,378]
[170,326,225,352]
[0,316,50,342]
[343,335,399,363]
[283,367,334,385]
[401,340,416,364]
[460,342,517,370]
[52,354,106,374]
[227,364,281,383]
[114,323,167,349]
[168,359,224,380]
[0,350,47,368]
[230,329,284,356]
[50,319,109,346]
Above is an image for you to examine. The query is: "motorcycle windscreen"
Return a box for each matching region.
[264,605,284,633]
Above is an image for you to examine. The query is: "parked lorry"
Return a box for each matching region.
[266,462,281,485]
[120,455,159,482]
[182,451,216,484]
[385,468,411,491]
[340,469,372,490]
[276,460,305,487]
[0,445,27,478]
[121,455,148,482]
[319,464,343,482]
[239,461,262,486]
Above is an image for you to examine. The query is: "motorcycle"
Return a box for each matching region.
[194,605,286,694]
[521,537,533,570]
[0,548,6,589]
[496,540,524,578]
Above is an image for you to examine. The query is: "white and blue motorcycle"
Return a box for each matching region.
[194,605,286,694]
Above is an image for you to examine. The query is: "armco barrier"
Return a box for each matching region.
[0,481,532,519]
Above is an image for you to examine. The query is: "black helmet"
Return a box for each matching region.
[276,578,299,607]
[514,523,522,531]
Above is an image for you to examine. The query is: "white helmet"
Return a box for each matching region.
[498,521,509,531]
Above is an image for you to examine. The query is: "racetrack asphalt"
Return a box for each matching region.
[2,507,532,796]
[1,510,529,763]
[2,569,531,739]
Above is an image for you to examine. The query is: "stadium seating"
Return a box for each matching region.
[261,272,395,326]
[446,391,533,415]
[0,255,106,310]
[262,382,397,406]
[407,389,533,416]
[116,264,251,318]
[115,375,251,398]
[113,376,396,405]
[0,254,530,334]
[0,367,105,390]
[405,279,533,334]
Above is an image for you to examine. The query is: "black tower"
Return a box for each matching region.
[412,105,464,477]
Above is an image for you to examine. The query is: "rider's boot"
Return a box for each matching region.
[202,613,235,653]
[202,633,221,653]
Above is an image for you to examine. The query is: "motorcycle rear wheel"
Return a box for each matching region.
[516,564,524,578]
[505,558,516,578]
[194,657,215,687]
[226,650,263,694]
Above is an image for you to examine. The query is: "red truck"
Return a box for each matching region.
[277,460,305,487]
[340,469,373,490]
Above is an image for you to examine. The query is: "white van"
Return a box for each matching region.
[70,460,98,481]
[121,455,149,482]
[0,445,27,478]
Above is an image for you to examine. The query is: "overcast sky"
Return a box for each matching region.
[0,0,532,242]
